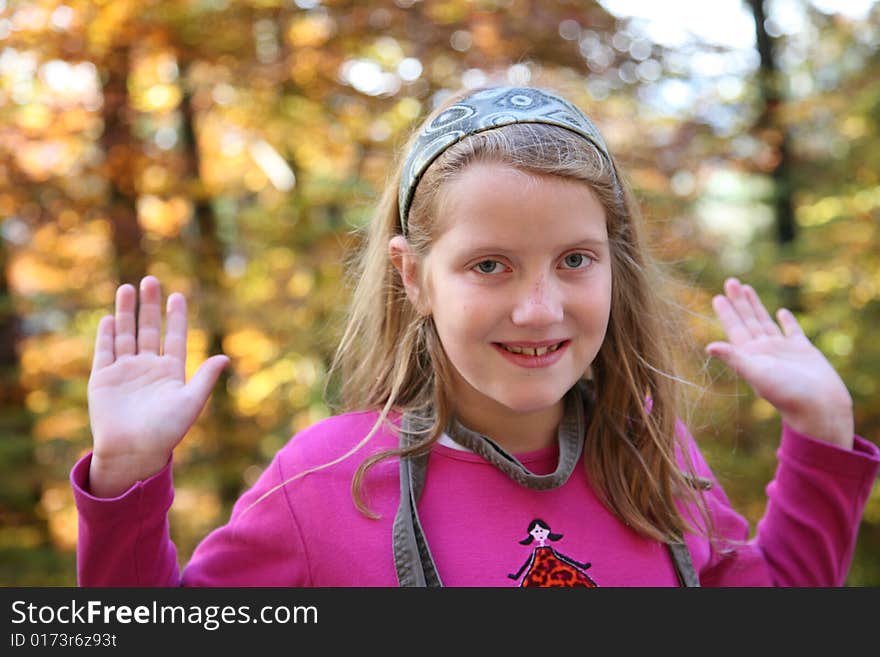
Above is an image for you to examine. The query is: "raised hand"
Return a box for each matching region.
[705,277,854,450]
[87,276,230,497]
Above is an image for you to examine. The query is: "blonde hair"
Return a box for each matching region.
[320,86,714,544]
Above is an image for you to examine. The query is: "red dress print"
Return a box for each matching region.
[508,519,598,587]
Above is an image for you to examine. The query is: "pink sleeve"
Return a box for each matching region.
[71,451,311,587]
[753,427,879,585]
[71,452,180,586]
[686,425,880,586]
[180,455,311,586]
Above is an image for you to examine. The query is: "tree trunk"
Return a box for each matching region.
[748,0,801,311]
[100,43,147,285]
[0,240,49,553]
[178,63,242,502]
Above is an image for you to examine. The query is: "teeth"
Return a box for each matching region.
[501,343,562,356]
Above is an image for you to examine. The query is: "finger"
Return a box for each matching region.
[742,284,781,337]
[163,292,188,375]
[92,315,116,371]
[711,294,752,346]
[186,355,230,406]
[776,308,805,338]
[137,276,162,355]
[724,278,764,339]
[114,284,137,357]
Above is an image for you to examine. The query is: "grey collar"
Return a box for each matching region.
[390,380,700,587]
[392,382,588,587]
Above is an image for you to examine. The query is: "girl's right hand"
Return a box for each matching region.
[87,276,229,498]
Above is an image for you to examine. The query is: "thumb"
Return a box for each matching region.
[705,342,740,373]
[186,354,230,404]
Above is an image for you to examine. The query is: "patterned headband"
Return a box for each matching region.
[398,85,612,234]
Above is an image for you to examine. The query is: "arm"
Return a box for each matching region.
[72,447,311,587]
[681,423,879,587]
[71,452,179,586]
[508,554,533,580]
[699,278,880,586]
[74,276,228,585]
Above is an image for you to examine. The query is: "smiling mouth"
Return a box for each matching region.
[497,342,566,356]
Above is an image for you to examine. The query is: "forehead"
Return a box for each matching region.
[433,162,608,246]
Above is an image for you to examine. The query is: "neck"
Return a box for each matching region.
[451,397,564,454]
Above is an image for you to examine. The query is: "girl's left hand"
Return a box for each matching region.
[706,277,854,450]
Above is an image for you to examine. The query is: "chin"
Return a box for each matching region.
[489,387,569,416]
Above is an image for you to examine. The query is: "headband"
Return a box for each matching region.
[398,85,612,234]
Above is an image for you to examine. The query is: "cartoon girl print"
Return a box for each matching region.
[507,519,598,587]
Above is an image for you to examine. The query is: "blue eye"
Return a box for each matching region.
[562,253,592,269]
[474,260,503,274]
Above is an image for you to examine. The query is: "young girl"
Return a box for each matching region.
[72,85,879,587]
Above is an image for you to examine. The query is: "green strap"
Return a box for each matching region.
[667,542,700,587]
[392,412,442,587]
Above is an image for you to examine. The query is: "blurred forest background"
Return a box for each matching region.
[1,0,878,586]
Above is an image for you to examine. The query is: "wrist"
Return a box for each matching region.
[89,450,170,498]
[781,402,854,450]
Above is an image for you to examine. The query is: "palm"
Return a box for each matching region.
[89,353,196,457]
[714,333,842,415]
[707,278,853,447]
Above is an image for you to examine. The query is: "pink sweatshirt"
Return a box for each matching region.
[71,411,880,586]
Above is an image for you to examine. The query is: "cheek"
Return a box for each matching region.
[435,296,486,337]
[573,278,613,332]
[430,276,486,320]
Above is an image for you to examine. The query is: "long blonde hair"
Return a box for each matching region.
[328,86,712,544]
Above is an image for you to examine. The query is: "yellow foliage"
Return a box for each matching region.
[244,169,268,192]
[840,116,868,139]
[805,267,851,294]
[395,97,422,122]
[863,483,880,524]
[186,324,209,360]
[9,252,68,294]
[15,103,53,133]
[33,408,90,442]
[233,358,296,415]
[170,486,222,524]
[223,327,279,374]
[15,138,79,181]
[289,48,321,85]
[26,390,51,414]
[0,526,44,549]
[426,1,468,25]
[775,261,803,286]
[799,187,880,226]
[21,334,90,381]
[287,270,314,298]
[818,331,853,357]
[137,195,191,238]
[750,398,776,421]
[266,247,296,270]
[42,487,77,552]
[141,165,171,193]
[287,14,335,47]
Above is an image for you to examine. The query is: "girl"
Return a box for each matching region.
[73,85,879,587]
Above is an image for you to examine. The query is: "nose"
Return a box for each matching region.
[510,274,564,327]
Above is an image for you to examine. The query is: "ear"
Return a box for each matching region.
[389,235,431,315]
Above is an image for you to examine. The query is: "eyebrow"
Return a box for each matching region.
[456,236,609,256]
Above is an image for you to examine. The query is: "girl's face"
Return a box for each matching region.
[414,162,612,434]
[530,524,550,544]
